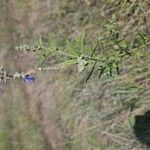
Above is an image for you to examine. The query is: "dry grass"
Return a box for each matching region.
[42,0,150,149]
[0,0,150,150]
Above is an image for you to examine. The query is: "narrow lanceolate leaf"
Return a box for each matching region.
[59,59,77,69]
[86,61,97,82]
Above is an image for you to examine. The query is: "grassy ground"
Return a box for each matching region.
[0,0,150,150]
[39,0,150,149]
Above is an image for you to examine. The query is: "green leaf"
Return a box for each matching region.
[59,59,77,69]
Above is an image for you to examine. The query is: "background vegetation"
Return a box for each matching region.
[0,0,150,150]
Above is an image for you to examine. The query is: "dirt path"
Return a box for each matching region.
[0,0,63,150]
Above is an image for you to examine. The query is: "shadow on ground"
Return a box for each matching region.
[134,111,150,146]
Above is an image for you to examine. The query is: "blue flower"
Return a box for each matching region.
[23,74,35,83]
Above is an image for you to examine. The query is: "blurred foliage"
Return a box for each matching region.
[1,0,150,149]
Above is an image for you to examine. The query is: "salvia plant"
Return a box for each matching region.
[1,23,150,84]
